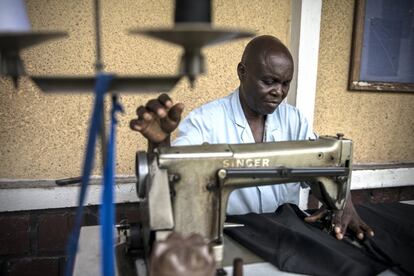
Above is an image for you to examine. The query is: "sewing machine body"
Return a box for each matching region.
[135,135,353,268]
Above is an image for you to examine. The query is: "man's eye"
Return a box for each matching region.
[263,79,274,85]
[283,81,290,86]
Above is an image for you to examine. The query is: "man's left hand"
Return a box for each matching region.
[304,196,374,240]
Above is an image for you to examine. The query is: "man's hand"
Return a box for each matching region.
[304,196,374,240]
[130,94,184,145]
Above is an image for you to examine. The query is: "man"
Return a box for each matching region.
[130,35,374,241]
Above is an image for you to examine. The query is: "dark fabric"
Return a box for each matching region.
[224,203,414,276]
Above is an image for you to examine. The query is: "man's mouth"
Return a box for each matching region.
[264,101,280,107]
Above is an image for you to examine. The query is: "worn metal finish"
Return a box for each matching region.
[136,152,149,198]
[136,135,353,268]
[146,158,174,231]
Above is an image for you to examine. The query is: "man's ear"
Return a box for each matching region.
[237,62,246,82]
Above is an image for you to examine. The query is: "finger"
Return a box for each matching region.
[136,106,153,121]
[167,232,182,241]
[334,222,347,240]
[158,93,173,108]
[188,233,205,244]
[359,223,374,238]
[130,119,141,131]
[146,99,167,118]
[357,222,374,240]
[168,103,184,122]
[332,211,345,240]
[347,221,365,240]
[136,106,151,120]
[130,118,145,131]
[335,226,345,240]
[332,209,343,226]
[304,209,327,223]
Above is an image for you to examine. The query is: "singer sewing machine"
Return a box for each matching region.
[118,134,352,274]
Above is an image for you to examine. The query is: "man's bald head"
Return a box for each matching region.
[237,35,294,117]
[241,35,293,68]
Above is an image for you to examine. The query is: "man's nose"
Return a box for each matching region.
[270,84,283,96]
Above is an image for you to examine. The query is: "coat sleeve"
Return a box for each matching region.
[172,111,205,146]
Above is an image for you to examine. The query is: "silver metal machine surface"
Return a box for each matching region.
[131,134,353,272]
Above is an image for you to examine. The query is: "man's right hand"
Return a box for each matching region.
[130,94,184,145]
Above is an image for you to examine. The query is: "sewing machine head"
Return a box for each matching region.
[133,135,352,268]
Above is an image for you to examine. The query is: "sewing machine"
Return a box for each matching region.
[119,134,352,274]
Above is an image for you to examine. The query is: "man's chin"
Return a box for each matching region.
[261,103,279,114]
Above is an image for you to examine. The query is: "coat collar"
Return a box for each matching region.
[229,88,250,142]
[230,88,247,128]
[230,88,282,142]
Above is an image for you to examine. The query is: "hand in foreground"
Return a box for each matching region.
[150,232,215,276]
[130,94,184,144]
[304,196,374,240]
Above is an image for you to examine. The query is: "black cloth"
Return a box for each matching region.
[224,203,414,276]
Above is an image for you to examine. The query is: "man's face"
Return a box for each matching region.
[238,53,293,116]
